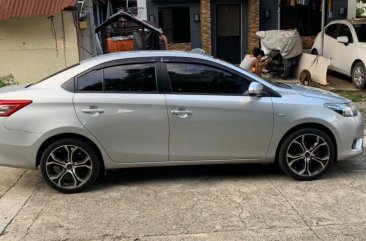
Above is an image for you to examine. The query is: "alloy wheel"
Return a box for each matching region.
[353,65,365,86]
[286,134,330,177]
[45,145,93,190]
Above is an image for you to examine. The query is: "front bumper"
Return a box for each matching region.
[336,112,364,160]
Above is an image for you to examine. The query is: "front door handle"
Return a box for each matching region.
[171,109,192,119]
[82,108,104,114]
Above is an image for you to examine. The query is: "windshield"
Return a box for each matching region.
[353,24,366,42]
[260,78,292,89]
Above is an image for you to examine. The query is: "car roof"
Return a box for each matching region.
[35,50,255,88]
[80,50,215,66]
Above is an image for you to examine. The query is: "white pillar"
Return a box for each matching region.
[320,0,325,55]
[137,0,147,20]
[348,0,356,19]
[278,0,281,29]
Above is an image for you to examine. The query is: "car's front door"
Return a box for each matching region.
[323,23,340,70]
[162,60,274,161]
[73,60,169,163]
[333,24,356,75]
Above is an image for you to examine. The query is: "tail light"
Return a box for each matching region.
[0,100,32,117]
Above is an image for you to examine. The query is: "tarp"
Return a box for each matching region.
[256,29,303,59]
[0,0,77,20]
[296,53,330,86]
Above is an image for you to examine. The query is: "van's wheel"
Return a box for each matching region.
[311,49,319,55]
[278,128,334,180]
[352,62,366,89]
[40,138,100,193]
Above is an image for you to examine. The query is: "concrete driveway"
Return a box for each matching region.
[1,153,366,241]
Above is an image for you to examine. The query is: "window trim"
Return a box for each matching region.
[75,58,161,94]
[325,23,340,39]
[338,24,354,44]
[160,57,279,97]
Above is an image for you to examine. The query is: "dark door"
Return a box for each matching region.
[216,4,241,64]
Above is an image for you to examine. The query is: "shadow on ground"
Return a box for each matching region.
[90,160,352,192]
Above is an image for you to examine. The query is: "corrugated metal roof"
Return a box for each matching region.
[0,0,77,20]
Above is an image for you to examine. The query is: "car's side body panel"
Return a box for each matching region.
[74,93,170,163]
[166,94,274,161]
[265,88,364,161]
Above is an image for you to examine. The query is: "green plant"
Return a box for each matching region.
[332,90,366,103]
[0,74,18,88]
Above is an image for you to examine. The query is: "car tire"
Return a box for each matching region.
[278,128,334,181]
[352,62,366,89]
[281,66,291,79]
[40,138,100,193]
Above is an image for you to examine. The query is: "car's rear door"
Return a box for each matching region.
[73,58,169,163]
[161,58,274,161]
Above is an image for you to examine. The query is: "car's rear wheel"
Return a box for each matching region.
[40,138,100,193]
[278,128,334,180]
[352,62,366,89]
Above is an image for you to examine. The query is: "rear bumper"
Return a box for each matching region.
[0,120,40,169]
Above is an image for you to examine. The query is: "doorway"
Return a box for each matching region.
[216,4,241,64]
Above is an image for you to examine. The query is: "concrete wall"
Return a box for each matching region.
[0,12,79,85]
[78,0,98,60]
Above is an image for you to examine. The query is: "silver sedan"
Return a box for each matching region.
[0,51,363,193]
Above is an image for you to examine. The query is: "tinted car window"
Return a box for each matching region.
[338,24,353,43]
[77,69,103,91]
[104,63,157,92]
[166,63,250,94]
[353,24,366,42]
[325,24,339,39]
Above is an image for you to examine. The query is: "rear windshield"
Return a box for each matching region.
[353,24,366,42]
[25,63,80,88]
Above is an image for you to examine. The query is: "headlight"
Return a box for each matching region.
[324,103,359,117]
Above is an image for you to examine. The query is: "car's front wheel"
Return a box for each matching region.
[352,62,366,89]
[278,128,335,180]
[40,138,100,193]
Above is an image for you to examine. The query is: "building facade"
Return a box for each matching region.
[0,0,79,84]
[260,0,350,48]
[147,0,260,64]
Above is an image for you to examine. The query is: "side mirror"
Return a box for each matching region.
[337,36,349,44]
[248,82,264,97]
